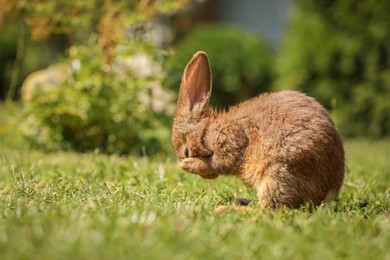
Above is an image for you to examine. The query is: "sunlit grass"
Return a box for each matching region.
[0,105,389,259]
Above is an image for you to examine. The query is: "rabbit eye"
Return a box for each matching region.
[184,147,189,158]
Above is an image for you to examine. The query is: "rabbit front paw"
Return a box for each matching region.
[180,158,218,179]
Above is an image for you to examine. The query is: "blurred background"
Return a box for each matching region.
[0,0,389,155]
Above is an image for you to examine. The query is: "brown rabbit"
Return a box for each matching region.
[171,51,345,209]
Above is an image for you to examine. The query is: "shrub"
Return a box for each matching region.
[7,0,191,154]
[164,24,274,107]
[20,43,173,155]
[275,0,390,138]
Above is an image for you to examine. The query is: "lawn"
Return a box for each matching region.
[0,114,389,259]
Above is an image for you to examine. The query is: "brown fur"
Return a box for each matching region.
[171,51,345,209]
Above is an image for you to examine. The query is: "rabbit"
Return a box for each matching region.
[171,51,345,209]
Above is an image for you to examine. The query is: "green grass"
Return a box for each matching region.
[1,132,389,259]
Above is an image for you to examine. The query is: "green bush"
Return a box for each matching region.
[165,24,274,107]
[275,0,390,138]
[20,43,173,155]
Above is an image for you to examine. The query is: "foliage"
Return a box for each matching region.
[275,0,390,138]
[0,0,189,42]
[0,137,389,259]
[0,0,190,100]
[165,24,275,107]
[1,0,191,154]
[19,43,172,155]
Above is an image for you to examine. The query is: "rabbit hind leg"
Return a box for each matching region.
[256,172,306,209]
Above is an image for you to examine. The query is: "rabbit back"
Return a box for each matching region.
[231,90,345,208]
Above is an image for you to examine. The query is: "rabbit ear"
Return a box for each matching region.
[176,51,212,114]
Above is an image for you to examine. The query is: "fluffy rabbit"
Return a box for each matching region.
[171,51,345,209]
